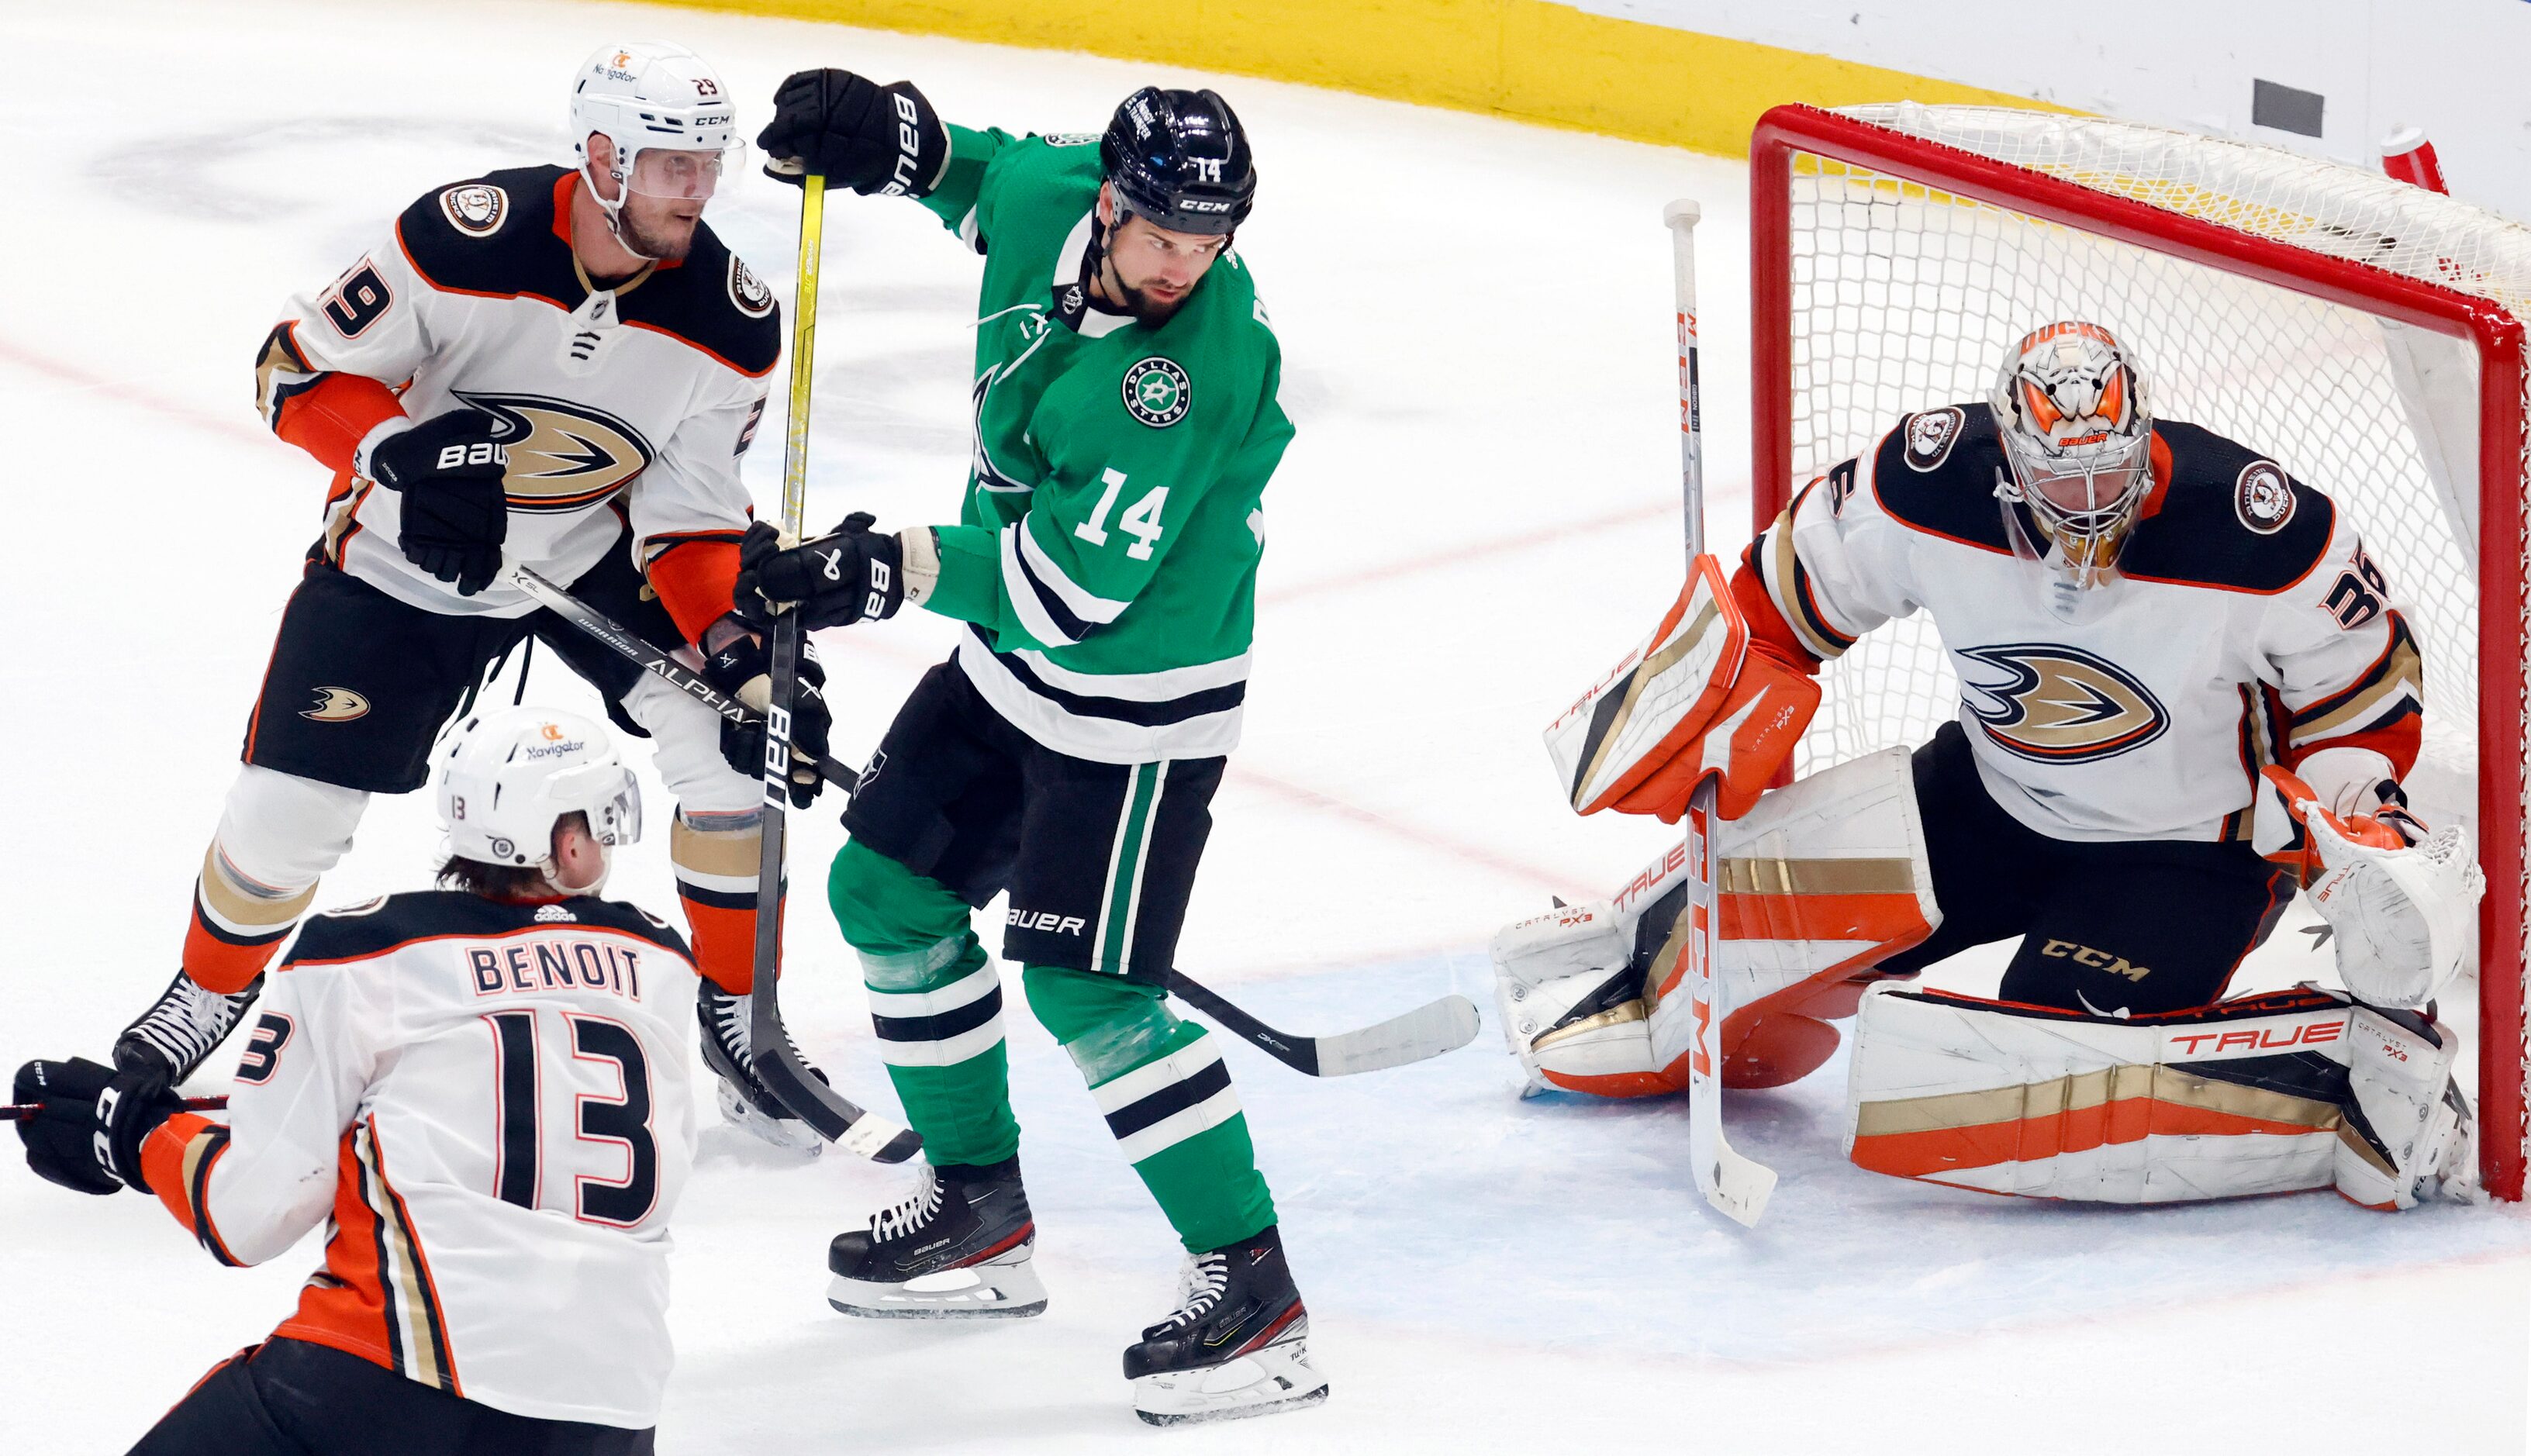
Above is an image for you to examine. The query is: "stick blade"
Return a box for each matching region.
[1702,1140,1778,1228]
[1314,994,1483,1077]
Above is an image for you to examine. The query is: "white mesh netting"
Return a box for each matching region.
[1777,103,2531,1190]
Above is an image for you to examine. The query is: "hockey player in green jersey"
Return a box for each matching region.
[746,77,1322,1426]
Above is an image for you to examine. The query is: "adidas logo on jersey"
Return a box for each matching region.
[537,904,578,923]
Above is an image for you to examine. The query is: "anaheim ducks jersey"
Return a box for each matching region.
[1745,404,2424,844]
[136,892,701,1429]
[254,165,779,640]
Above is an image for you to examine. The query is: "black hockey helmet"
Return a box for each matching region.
[1100,87,1255,236]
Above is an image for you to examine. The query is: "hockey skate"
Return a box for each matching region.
[114,971,264,1085]
[698,982,824,1153]
[827,1157,1045,1318]
[1124,1226,1326,1427]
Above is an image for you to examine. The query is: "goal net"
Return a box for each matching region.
[1752,102,2531,1199]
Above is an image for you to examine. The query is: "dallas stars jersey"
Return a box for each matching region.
[254,165,780,643]
[1744,404,2424,843]
[902,125,1295,763]
[137,892,701,1429]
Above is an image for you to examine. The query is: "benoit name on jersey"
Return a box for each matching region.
[254,165,780,640]
[138,891,702,1428]
[1745,403,2424,843]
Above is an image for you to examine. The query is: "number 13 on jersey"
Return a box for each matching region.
[483,1009,660,1227]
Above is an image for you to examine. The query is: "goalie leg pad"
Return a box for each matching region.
[1490,899,1673,1098]
[2336,1005,2472,1209]
[1845,986,2472,1207]
[1649,746,1939,1086]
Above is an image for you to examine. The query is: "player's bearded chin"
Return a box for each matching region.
[617,199,696,263]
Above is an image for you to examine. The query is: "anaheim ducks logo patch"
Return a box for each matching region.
[301,686,370,723]
[1904,406,1965,472]
[439,184,508,236]
[727,254,775,319]
[1956,643,2169,763]
[450,390,654,512]
[2235,460,2294,534]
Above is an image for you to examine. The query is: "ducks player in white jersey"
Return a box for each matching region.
[16,708,697,1454]
[1501,322,2479,1208]
[109,41,833,1151]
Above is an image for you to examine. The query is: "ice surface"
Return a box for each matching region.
[2,1,2525,1451]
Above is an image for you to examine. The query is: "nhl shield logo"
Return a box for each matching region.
[2235,460,2295,534]
[439,184,508,236]
[1123,357,1191,428]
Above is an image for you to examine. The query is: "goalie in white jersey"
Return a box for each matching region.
[1501,322,2480,1208]
[111,40,833,1154]
[15,708,696,1453]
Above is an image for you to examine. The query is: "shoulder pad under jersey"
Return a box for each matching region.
[1863,402,2015,554]
[2118,420,2336,593]
[282,891,693,968]
[395,164,582,307]
[615,223,783,379]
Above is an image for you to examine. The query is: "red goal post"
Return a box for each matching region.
[1749,102,2531,1200]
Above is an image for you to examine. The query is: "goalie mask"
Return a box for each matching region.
[1989,322,2156,600]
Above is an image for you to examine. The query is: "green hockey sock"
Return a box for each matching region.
[828,840,1017,1168]
[1022,964,1276,1252]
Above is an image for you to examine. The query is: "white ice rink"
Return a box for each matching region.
[5,1,2529,1451]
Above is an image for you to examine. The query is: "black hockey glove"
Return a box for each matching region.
[734,516,907,631]
[370,409,511,597]
[12,1057,179,1196]
[756,69,948,198]
[701,632,833,808]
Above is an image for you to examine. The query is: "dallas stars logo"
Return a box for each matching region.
[1122,357,1191,428]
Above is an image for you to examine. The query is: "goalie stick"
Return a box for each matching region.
[515,571,1480,1078]
[1665,197,1777,1227]
[2,1095,227,1123]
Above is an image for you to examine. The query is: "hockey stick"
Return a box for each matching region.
[510,566,861,792]
[1164,974,1480,1077]
[1666,198,1776,1228]
[1,1095,228,1123]
[515,569,1479,1077]
[739,174,920,1164]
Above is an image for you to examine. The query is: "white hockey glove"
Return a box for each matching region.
[2305,809,2482,1010]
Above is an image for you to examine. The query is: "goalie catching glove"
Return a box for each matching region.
[1544,554,1818,823]
[2252,759,2482,1009]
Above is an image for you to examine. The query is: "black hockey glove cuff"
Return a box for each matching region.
[756,69,948,198]
[12,1057,178,1196]
[734,515,907,630]
[701,635,832,808]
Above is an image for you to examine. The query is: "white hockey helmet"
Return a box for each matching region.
[569,42,742,218]
[436,706,643,892]
[1989,321,2156,592]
